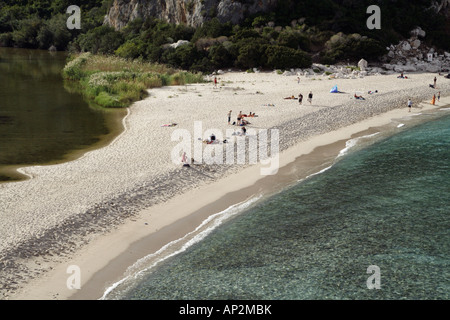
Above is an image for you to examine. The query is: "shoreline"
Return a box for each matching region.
[12,98,450,300]
[2,71,449,300]
[0,105,128,185]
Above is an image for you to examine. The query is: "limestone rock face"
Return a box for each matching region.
[104,0,278,30]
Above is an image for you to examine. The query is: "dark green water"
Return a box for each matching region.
[0,48,125,182]
[112,112,449,300]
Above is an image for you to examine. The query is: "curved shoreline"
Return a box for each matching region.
[82,102,450,300]
[2,72,449,300]
[8,108,129,184]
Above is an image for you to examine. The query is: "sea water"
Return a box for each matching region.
[107,110,450,300]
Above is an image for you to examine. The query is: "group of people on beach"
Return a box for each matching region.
[284,91,313,105]
[407,76,442,112]
[228,110,257,126]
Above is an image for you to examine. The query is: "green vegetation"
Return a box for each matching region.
[1,0,449,71]
[63,53,205,108]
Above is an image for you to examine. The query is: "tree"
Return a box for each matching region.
[265,45,312,69]
[235,38,268,69]
[209,43,234,69]
[115,39,147,59]
[75,25,124,54]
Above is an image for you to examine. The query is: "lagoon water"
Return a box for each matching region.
[108,111,449,300]
[0,48,124,182]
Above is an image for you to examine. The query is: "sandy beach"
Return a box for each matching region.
[1,70,449,300]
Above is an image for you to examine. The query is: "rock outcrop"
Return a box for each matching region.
[381,27,450,73]
[104,0,278,30]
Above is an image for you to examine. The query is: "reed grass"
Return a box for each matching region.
[63,53,206,108]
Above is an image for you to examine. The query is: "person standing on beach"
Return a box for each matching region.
[298,93,303,105]
[437,92,440,102]
[228,110,232,124]
[434,76,437,88]
[308,91,313,104]
[237,111,243,125]
[408,99,412,112]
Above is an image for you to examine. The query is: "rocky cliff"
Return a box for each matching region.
[104,0,278,30]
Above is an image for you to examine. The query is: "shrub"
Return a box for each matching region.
[94,91,122,108]
[115,39,147,59]
[320,32,386,63]
[208,43,234,69]
[62,52,92,80]
[11,18,43,48]
[161,43,203,70]
[265,45,312,69]
[235,38,269,69]
[276,29,311,51]
[75,26,124,54]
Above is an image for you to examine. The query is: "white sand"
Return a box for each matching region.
[1,71,449,299]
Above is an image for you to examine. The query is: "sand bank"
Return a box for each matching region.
[2,71,449,299]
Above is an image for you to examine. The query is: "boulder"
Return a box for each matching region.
[401,41,411,51]
[403,64,417,72]
[394,64,404,72]
[425,64,440,73]
[358,59,368,71]
[410,27,426,38]
[411,39,421,49]
[169,40,190,49]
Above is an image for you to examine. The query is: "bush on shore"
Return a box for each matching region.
[63,53,205,108]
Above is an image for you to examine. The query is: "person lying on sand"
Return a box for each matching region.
[284,95,297,100]
[354,94,365,100]
[368,90,378,94]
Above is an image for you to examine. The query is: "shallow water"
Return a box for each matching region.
[107,110,450,300]
[0,48,125,182]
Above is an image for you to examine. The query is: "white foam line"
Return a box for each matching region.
[338,132,380,158]
[295,132,381,183]
[297,165,333,183]
[440,107,450,111]
[100,194,262,300]
[397,123,405,128]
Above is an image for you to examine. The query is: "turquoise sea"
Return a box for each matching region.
[105,110,450,300]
